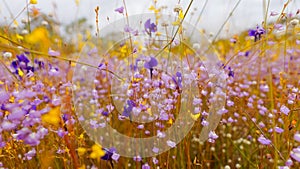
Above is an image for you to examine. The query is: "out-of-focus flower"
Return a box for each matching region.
[167,140,176,148]
[48,48,60,56]
[257,135,271,145]
[30,0,37,4]
[90,144,105,159]
[280,105,290,115]
[77,147,87,156]
[248,26,265,42]
[172,72,182,88]
[114,6,124,14]
[290,19,299,26]
[208,131,219,143]
[101,147,116,161]
[144,19,157,36]
[294,133,300,142]
[142,163,150,169]
[24,148,36,160]
[122,100,135,117]
[274,127,284,134]
[41,106,61,126]
[270,11,279,16]
[291,146,300,162]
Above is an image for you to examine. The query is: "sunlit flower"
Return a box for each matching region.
[90,144,105,159]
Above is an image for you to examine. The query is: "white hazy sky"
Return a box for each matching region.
[0,0,299,37]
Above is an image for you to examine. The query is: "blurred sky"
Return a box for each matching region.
[0,0,299,37]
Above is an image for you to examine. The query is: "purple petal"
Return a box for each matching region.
[48,49,60,56]
[166,140,176,148]
[114,6,124,14]
[257,135,271,145]
[280,105,290,115]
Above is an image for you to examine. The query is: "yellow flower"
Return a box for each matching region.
[30,0,38,4]
[191,113,201,121]
[25,27,50,52]
[90,144,105,159]
[77,147,87,156]
[41,106,61,126]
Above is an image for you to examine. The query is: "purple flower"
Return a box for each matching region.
[152,157,159,164]
[88,47,98,56]
[24,133,40,146]
[8,108,26,121]
[166,140,176,148]
[48,48,60,56]
[17,53,30,64]
[294,133,300,142]
[114,6,124,14]
[144,57,158,79]
[274,127,284,134]
[248,26,265,41]
[101,147,116,161]
[208,131,219,140]
[291,146,300,162]
[57,128,67,138]
[144,19,157,36]
[0,90,10,104]
[144,57,158,69]
[133,155,142,161]
[228,70,234,77]
[24,148,36,160]
[285,158,293,167]
[280,105,290,115]
[1,120,17,131]
[16,127,32,140]
[111,153,120,161]
[257,135,271,145]
[152,147,159,153]
[172,72,182,88]
[142,163,150,169]
[122,100,135,117]
[124,25,133,33]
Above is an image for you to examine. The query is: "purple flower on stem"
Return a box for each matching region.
[101,147,116,160]
[248,26,265,42]
[114,6,124,14]
[172,72,182,88]
[208,131,219,143]
[144,57,158,79]
[122,100,135,119]
[101,147,117,167]
[144,19,157,36]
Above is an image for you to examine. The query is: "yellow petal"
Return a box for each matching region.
[191,113,201,121]
[77,147,87,156]
[41,106,61,126]
[90,144,105,159]
[30,0,38,4]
